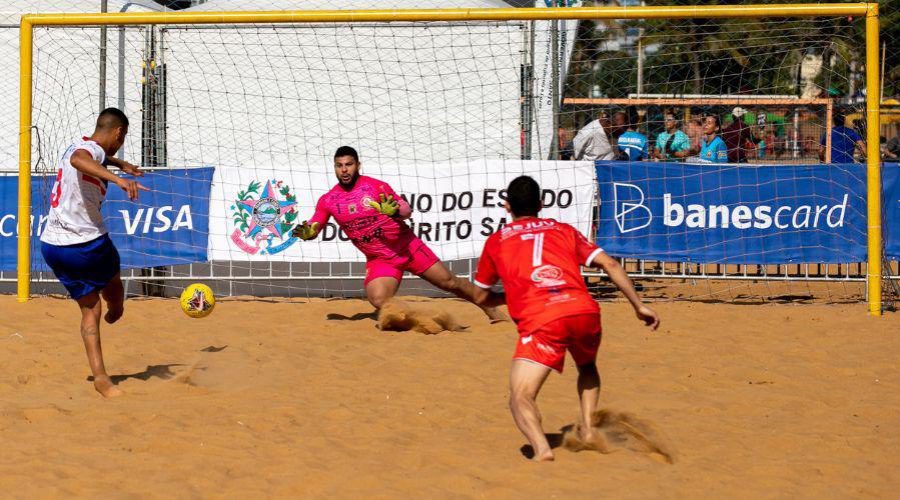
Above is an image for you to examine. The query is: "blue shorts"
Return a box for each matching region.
[41,234,121,300]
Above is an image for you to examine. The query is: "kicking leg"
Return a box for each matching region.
[101,273,124,324]
[418,261,508,322]
[365,276,401,310]
[509,359,554,461]
[76,293,122,398]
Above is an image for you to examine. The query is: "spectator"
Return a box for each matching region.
[819,113,865,163]
[610,110,629,145]
[654,112,691,161]
[573,112,615,161]
[616,109,650,161]
[684,113,704,152]
[558,126,575,160]
[722,107,756,163]
[692,115,728,163]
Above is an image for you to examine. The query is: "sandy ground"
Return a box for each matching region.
[0,294,898,498]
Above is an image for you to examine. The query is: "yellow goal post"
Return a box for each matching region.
[16,3,883,315]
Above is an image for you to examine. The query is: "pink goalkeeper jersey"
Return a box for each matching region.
[309,175,415,260]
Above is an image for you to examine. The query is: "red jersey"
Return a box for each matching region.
[474,217,603,332]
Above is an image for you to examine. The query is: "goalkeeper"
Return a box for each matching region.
[293,146,506,321]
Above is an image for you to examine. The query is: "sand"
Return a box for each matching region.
[0,294,898,497]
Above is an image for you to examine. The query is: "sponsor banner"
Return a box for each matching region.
[885,163,900,260]
[595,161,868,264]
[210,160,596,262]
[0,167,213,271]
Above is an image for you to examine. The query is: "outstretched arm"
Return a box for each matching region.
[292,197,329,240]
[70,149,148,201]
[590,250,660,330]
[105,155,143,177]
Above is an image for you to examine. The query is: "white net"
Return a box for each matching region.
[14,8,894,306]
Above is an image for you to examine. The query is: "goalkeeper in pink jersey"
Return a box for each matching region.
[292,146,505,320]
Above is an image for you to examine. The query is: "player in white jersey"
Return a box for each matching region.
[39,108,148,398]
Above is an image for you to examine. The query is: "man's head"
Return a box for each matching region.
[505,175,541,218]
[834,113,846,127]
[333,145,360,187]
[732,107,747,120]
[94,107,129,155]
[597,111,611,129]
[612,110,628,137]
[664,112,679,133]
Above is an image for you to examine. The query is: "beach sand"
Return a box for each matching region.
[0,294,897,497]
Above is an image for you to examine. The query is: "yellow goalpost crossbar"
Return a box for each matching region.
[16,3,884,315]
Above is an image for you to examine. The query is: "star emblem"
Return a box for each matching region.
[239,180,297,238]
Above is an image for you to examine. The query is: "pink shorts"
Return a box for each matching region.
[364,238,440,286]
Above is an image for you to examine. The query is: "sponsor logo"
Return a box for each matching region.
[613,183,850,233]
[613,183,652,233]
[530,264,567,288]
[230,180,299,255]
[521,335,533,345]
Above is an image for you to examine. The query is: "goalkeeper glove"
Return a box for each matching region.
[291,221,319,240]
[368,193,400,217]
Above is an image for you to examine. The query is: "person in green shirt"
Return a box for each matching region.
[654,112,691,161]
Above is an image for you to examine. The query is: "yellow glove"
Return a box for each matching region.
[368,193,400,217]
[291,221,319,240]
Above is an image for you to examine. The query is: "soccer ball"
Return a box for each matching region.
[180,283,216,318]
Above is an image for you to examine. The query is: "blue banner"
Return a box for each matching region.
[0,167,213,271]
[595,161,869,264]
[885,164,900,260]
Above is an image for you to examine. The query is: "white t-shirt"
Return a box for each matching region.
[40,138,110,246]
[573,119,615,161]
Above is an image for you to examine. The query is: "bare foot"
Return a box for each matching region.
[93,376,124,398]
[483,306,510,324]
[104,305,124,324]
[533,449,555,462]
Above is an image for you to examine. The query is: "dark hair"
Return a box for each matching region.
[706,114,721,128]
[334,145,359,163]
[507,175,541,217]
[96,107,128,130]
[834,113,846,127]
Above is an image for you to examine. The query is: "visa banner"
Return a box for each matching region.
[0,167,213,271]
[595,161,871,264]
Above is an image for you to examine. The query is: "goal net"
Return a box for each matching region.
[11,6,890,311]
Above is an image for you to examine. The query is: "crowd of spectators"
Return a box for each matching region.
[562,106,897,164]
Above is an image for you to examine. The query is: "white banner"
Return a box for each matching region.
[532,0,581,159]
[209,160,595,262]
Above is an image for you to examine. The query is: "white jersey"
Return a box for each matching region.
[40,138,110,246]
[573,119,615,161]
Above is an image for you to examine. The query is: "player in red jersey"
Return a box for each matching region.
[471,175,660,461]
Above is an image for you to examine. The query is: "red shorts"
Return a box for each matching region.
[513,313,602,373]
[364,237,440,286]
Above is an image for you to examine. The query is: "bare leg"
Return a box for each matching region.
[576,362,601,442]
[418,261,508,322]
[102,273,124,324]
[76,293,123,398]
[365,276,401,310]
[509,359,554,461]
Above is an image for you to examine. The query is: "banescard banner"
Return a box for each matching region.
[595,161,870,264]
[209,160,596,262]
[0,167,212,271]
